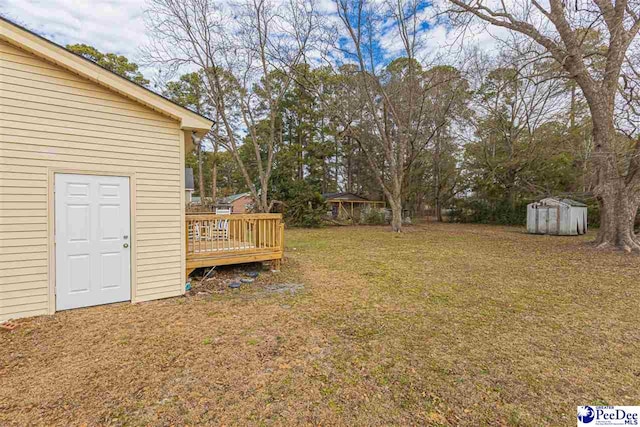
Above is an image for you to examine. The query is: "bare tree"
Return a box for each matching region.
[422,65,471,221]
[465,50,567,206]
[333,0,454,231]
[144,0,319,212]
[447,0,640,250]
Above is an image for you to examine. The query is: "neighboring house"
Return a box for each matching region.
[0,17,213,322]
[185,168,195,203]
[322,192,385,221]
[220,193,254,214]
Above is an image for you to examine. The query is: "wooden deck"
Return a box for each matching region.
[186,213,285,277]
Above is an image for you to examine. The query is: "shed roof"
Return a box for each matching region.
[0,16,213,135]
[539,197,587,208]
[561,199,588,207]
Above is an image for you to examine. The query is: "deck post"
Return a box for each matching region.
[280,223,285,257]
[271,222,285,270]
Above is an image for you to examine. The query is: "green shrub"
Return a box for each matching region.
[282,182,327,228]
[449,197,615,228]
[585,200,600,228]
[361,208,386,225]
[449,199,529,225]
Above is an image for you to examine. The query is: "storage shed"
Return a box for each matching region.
[527,198,588,236]
[0,18,214,321]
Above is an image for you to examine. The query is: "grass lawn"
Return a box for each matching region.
[1,223,639,426]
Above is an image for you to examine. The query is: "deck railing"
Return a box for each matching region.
[185,213,284,272]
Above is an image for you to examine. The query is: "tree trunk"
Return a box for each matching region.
[197,143,205,200]
[595,181,640,252]
[298,128,304,181]
[569,83,576,129]
[389,199,402,232]
[507,185,516,211]
[434,178,444,222]
[387,184,403,232]
[258,177,270,213]
[434,131,442,222]
[211,143,218,203]
[335,135,340,189]
[505,168,517,210]
[591,109,640,252]
[346,138,353,192]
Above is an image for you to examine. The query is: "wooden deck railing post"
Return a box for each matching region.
[185,220,189,255]
[280,223,285,256]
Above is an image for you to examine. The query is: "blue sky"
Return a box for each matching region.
[0,0,504,75]
[334,0,437,68]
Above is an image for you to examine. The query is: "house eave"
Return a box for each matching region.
[0,17,214,134]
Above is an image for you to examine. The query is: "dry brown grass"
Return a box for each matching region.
[1,223,639,426]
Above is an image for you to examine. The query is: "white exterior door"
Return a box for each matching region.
[55,174,131,311]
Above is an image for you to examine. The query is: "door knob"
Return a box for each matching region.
[123,243,129,248]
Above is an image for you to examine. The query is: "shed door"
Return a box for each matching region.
[547,207,559,234]
[537,208,549,234]
[55,174,131,311]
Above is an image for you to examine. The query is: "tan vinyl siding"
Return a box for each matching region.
[0,40,184,321]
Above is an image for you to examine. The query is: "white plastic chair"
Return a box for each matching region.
[214,208,231,240]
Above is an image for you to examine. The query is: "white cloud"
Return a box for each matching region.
[354,1,510,69]
[0,0,510,76]
[415,21,511,64]
[0,0,149,63]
